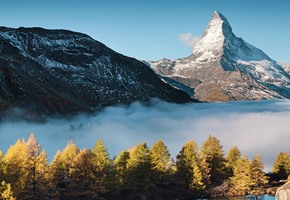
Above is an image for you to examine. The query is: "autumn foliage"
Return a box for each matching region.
[0,134,281,199]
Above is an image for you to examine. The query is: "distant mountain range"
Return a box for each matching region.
[0,27,190,119]
[150,11,290,101]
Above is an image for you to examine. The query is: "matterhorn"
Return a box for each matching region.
[150,11,290,101]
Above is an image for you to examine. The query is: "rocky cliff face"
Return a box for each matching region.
[276,181,290,200]
[150,11,290,102]
[0,27,191,119]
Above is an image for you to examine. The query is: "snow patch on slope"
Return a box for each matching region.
[237,60,289,84]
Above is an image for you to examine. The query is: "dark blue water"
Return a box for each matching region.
[205,194,275,200]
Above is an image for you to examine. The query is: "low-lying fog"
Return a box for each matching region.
[1,99,290,172]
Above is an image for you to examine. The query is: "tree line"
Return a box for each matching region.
[0,134,288,199]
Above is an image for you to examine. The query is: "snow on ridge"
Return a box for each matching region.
[237,60,289,84]
[0,28,93,54]
[229,39,270,62]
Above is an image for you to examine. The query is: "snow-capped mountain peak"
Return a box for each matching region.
[192,11,234,62]
[204,10,233,39]
[150,11,290,102]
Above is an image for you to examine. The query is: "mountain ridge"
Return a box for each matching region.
[0,26,191,119]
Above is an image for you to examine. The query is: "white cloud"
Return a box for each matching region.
[178,33,200,47]
[1,99,290,172]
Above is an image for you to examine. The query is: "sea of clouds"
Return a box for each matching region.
[1,99,290,171]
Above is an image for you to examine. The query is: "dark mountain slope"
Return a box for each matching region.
[0,27,190,118]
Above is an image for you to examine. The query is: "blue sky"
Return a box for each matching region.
[0,0,289,62]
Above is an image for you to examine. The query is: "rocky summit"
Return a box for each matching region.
[0,27,191,119]
[150,11,290,102]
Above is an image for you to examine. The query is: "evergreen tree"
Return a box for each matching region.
[226,146,241,169]
[226,146,241,177]
[230,155,252,195]
[0,151,4,181]
[125,143,152,191]
[175,140,198,186]
[21,134,48,200]
[4,134,48,199]
[67,149,99,199]
[48,141,79,199]
[47,151,66,200]
[59,141,80,171]
[199,154,211,187]
[91,139,110,193]
[4,139,28,197]
[272,152,290,180]
[0,181,16,200]
[190,163,205,191]
[92,140,110,172]
[149,140,171,182]
[250,155,268,188]
[200,135,226,185]
[113,150,130,191]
